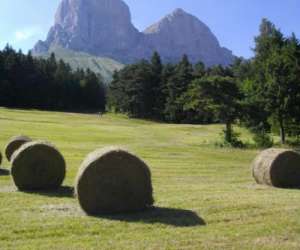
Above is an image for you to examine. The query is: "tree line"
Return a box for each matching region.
[108,19,300,146]
[0,45,106,111]
[1,19,299,147]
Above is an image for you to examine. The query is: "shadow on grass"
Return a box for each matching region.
[23,186,74,198]
[97,207,206,227]
[293,148,300,154]
[0,168,10,176]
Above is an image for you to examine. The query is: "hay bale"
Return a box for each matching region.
[75,147,154,215]
[11,141,66,191]
[5,135,32,161]
[252,148,300,188]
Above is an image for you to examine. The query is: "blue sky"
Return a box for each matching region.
[0,0,299,58]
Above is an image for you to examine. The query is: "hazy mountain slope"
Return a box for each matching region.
[37,46,124,83]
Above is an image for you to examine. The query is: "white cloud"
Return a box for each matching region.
[14,27,42,42]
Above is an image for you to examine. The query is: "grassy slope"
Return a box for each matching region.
[0,108,299,250]
[37,46,124,83]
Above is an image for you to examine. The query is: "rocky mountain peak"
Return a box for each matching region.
[142,8,234,65]
[33,0,234,66]
[33,0,140,59]
[55,0,133,26]
[144,8,214,37]
[171,8,186,15]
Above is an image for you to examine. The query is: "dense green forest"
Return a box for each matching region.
[0,46,106,111]
[108,19,300,146]
[1,19,300,146]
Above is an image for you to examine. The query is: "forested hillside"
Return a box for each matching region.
[109,19,300,146]
[0,46,106,112]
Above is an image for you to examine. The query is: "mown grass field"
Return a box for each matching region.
[0,107,300,250]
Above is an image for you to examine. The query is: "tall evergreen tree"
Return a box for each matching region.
[249,19,300,144]
[165,55,193,122]
[109,61,154,118]
[150,52,164,119]
[193,61,206,79]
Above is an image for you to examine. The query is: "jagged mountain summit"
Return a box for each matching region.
[34,0,140,61]
[143,8,234,66]
[33,0,234,66]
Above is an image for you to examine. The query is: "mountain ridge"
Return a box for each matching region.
[33,0,234,66]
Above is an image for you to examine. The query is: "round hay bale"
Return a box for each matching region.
[75,147,154,215]
[252,148,300,188]
[5,135,32,161]
[11,141,66,191]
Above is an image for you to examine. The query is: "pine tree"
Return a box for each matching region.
[250,19,299,144]
[193,61,206,79]
[165,55,193,122]
[150,52,164,119]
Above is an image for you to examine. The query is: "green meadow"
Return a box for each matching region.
[0,107,300,250]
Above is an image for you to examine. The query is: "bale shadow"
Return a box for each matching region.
[294,148,300,154]
[23,186,74,198]
[97,207,206,227]
[0,168,10,176]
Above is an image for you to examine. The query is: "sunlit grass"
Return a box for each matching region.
[0,107,299,250]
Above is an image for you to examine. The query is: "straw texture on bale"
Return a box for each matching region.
[75,147,154,215]
[11,141,66,191]
[5,135,32,161]
[252,148,300,188]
